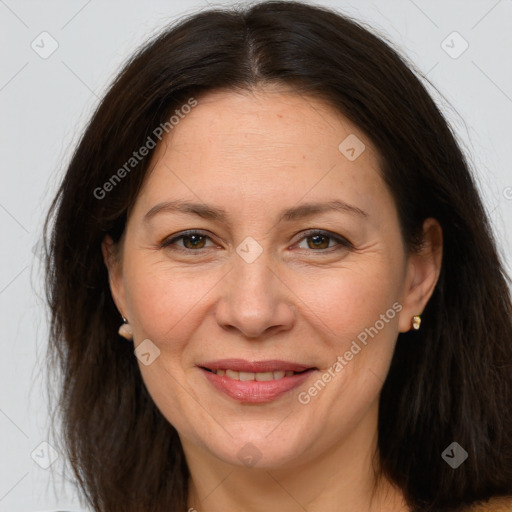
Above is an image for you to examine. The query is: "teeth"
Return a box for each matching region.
[256,372,274,381]
[212,369,299,380]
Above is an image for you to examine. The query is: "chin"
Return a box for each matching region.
[196,426,313,470]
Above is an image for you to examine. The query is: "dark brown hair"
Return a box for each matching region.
[44,1,512,511]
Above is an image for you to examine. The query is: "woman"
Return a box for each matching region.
[44,1,512,511]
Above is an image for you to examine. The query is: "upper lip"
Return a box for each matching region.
[199,359,315,373]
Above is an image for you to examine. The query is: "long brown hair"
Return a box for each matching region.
[44,1,512,511]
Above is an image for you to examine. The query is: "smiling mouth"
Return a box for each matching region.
[201,367,307,381]
[199,363,317,403]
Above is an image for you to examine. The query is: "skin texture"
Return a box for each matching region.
[103,87,443,512]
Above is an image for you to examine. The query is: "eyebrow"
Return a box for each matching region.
[143,199,368,224]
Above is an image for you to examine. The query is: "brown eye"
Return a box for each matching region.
[296,230,352,251]
[181,234,207,249]
[161,231,216,251]
[306,234,330,249]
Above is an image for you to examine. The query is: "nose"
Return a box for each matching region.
[214,253,296,339]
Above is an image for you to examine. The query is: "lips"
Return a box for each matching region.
[198,359,317,403]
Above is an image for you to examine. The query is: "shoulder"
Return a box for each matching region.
[467,496,512,511]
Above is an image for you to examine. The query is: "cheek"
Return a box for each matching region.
[297,263,402,340]
[124,257,218,350]
[293,269,402,424]
[122,260,214,430]
[292,261,403,399]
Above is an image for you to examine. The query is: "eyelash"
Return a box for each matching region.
[160,229,353,254]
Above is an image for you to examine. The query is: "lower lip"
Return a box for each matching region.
[200,367,316,403]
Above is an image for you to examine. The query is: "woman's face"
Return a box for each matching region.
[105,87,440,470]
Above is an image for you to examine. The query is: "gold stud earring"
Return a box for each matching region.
[412,315,422,331]
[118,317,133,340]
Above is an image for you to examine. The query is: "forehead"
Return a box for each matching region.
[162,87,369,157]
[134,87,389,222]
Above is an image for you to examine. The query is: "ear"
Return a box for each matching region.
[398,218,443,333]
[101,235,128,319]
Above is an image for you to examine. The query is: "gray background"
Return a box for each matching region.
[0,0,511,510]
